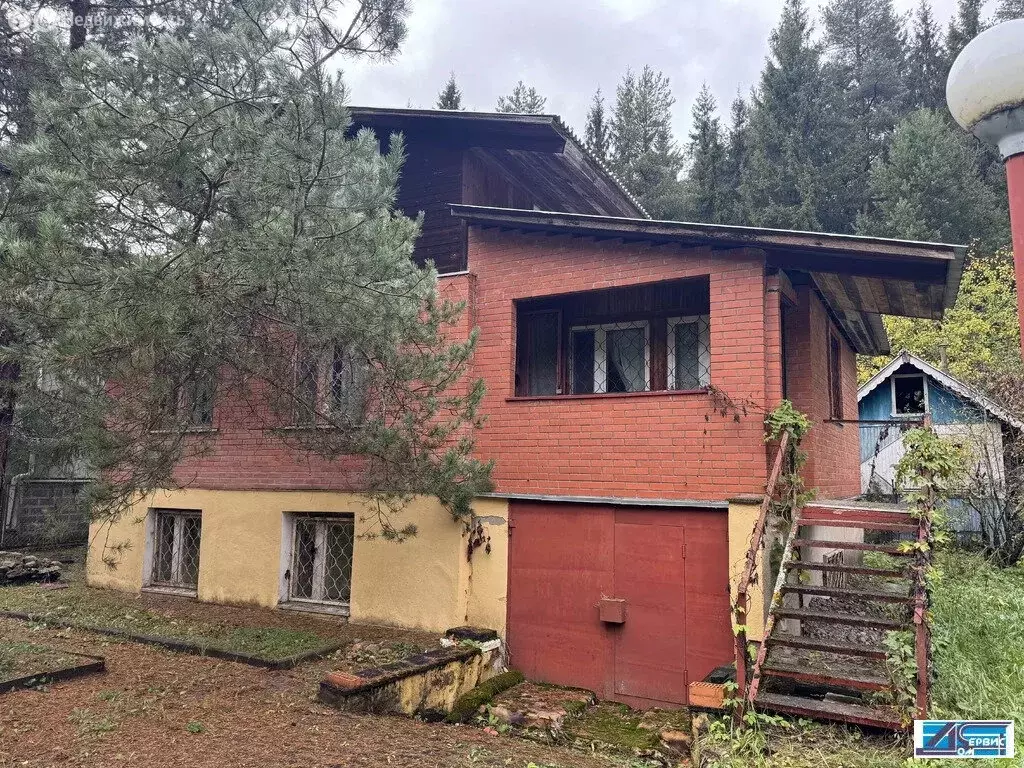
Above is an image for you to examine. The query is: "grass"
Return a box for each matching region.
[0,642,88,683]
[0,563,336,662]
[698,549,1024,767]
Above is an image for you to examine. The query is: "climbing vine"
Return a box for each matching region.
[883,427,966,722]
[764,401,814,589]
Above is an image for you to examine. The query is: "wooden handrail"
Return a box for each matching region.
[734,429,790,711]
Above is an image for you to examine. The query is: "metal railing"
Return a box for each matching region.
[734,429,790,713]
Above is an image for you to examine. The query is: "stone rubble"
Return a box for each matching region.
[0,551,62,585]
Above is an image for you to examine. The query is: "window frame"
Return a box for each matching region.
[283,513,355,615]
[516,309,562,396]
[891,373,929,417]
[666,314,711,391]
[147,508,202,595]
[568,320,651,395]
[292,344,367,427]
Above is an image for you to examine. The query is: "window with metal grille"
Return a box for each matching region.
[288,515,354,607]
[668,315,711,390]
[293,345,367,426]
[156,371,215,429]
[150,509,201,591]
[570,321,650,394]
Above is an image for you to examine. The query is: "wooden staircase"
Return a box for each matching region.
[734,490,932,730]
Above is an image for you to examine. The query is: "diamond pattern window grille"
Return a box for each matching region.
[668,315,710,390]
[289,515,354,606]
[151,509,201,590]
[570,321,650,394]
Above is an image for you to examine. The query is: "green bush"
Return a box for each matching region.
[444,670,524,723]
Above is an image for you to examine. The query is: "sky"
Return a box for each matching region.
[340,0,962,141]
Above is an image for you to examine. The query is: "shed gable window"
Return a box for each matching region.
[893,374,927,415]
[514,277,710,397]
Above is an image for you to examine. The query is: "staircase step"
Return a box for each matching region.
[781,584,913,603]
[774,607,908,630]
[768,632,889,659]
[792,538,913,555]
[755,692,904,730]
[798,518,918,533]
[760,662,892,692]
[784,560,908,578]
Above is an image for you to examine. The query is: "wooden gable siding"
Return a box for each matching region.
[463,149,539,211]
[397,139,467,274]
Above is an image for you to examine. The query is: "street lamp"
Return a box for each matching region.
[947,19,1024,359]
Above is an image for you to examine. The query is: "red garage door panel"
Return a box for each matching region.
[506,503,614,694]
[507,501,732,708]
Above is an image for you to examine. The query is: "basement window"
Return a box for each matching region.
[149,509,202,593]
[285,514,354,613]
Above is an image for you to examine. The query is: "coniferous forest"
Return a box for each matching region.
[440,0,1024,381]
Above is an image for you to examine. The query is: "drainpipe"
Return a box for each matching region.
[1,453,35,548]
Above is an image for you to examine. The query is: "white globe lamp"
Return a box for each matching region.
[947,20,1024,357]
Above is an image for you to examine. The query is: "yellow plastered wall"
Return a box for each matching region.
[86,490,510,635]
[727,499,765,642]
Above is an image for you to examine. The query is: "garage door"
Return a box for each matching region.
[506,501,732,708]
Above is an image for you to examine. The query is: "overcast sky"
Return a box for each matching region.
[341,0,962,140]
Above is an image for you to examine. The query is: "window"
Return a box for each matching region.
[150,509,201,592]
[828,333,843,419]
[158,373,215,429]
[515,311,561,396]
[570,321,650,394]
[293,345,367,425]
[668,316,711,390]
[287,514,354,609]
[892,374,927,415]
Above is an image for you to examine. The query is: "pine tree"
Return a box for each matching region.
[0,0,491,534]
[740,0,836,230]
[906,1,948,111]
[495,81,546,114]
[946,0,985,62]
[436,72,464,110]
[822,0,907,229]
[995,0,1024,20]
[857,109,1007,250]
[721,92,750,224]
[609,66,686,218]
[584,89,610,162]
[682,84,727,223]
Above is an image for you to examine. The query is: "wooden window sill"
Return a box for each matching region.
[142,585,198,599]
[279,600,351,618]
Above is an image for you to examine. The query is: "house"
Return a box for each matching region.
[858,350,1023,539]
[85,108,965,710]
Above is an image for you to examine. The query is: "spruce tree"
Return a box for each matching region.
[0,0,491,536]
[995,0,1024,20]
[906,1,948,112]
[682,84,727,223]
[436,72,464,110]
[740,0,835,230]
[495,81,547,114]
[946,0,985,62]
[721,92,750,224]
[609,66,686,218]
[857,109,1007,250]
[584,89,611,162]
[822,0,907,229]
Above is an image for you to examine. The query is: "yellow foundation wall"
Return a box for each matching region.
[85,490,510,635]
[727,499,765,642]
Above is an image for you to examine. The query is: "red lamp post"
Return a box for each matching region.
[947,20,1024,359]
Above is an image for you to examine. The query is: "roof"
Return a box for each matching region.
[347,107,646,219]
[449,205,967,356]
[858,351,1024,430]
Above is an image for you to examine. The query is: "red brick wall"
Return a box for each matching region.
[783,286,860,498]
[466,228,773,501]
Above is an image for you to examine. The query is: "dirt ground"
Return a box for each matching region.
[0,618,632,768]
